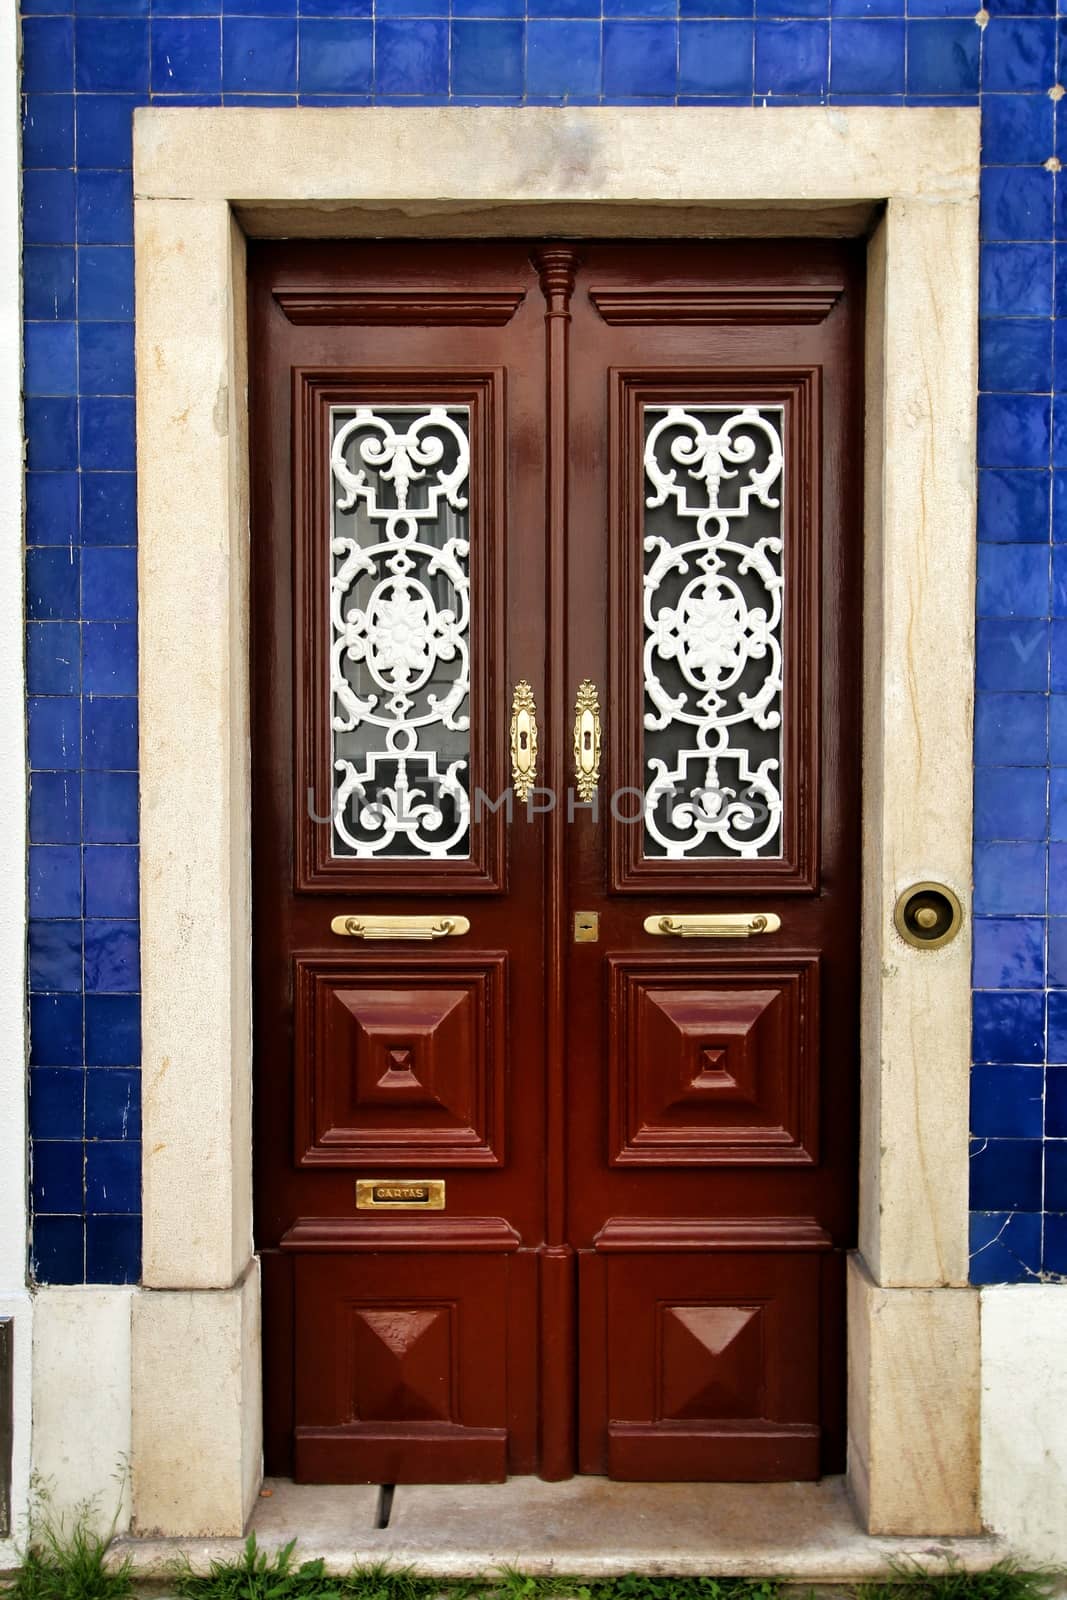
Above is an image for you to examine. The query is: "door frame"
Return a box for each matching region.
[131,105,980,1539]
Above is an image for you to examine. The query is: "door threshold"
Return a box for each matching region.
[112,1476,1003,1582]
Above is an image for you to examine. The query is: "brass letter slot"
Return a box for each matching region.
[331,915,470,941]
[644,912,781,939]
[356,1179,446,1211]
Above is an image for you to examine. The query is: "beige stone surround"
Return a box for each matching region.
[132,106,980,1540]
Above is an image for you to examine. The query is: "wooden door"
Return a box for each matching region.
[250,238,862,1486]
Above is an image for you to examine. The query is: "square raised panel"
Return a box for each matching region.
[608,954,819,1165]
[294,953,506,1166]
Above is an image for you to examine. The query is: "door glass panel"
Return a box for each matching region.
[642,403,785,860]
[329,404,472,860]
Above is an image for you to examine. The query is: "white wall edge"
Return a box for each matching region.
[0,0,30,1563]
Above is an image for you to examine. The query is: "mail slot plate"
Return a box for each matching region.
[356,1179,446,1210]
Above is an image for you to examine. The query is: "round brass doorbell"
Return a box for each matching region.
[893,882,963,950]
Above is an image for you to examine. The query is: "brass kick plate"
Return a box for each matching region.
[356,1179,445,1211]
[574,911,599,943]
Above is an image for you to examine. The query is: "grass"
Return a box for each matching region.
[0,1504,133,1600]
[856,1563,1062,1600]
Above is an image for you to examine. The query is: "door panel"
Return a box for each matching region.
[250,237,862,1485]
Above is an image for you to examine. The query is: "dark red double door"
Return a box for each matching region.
[250,239,862,1484]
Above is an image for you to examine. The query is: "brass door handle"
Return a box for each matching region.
[644,913,781,939]
[331,914,471,940]
[574,679,602,800]
[511,680,538,801]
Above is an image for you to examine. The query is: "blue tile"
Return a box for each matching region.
[976,619,1049,690]
[1051,694,1067,758]
[24,398,78,471]
[1049,917,1067,984]
[301,0,371,13]
[78,323,135,398]
[1049,987,1067,1058]
[76,0,149,14]
[82,547,137,623]
[1053,548,1067,615]
[82,699,138,770]
[85,1140,141,1211]
[83,623,137,694]
[973,765,1048,838]
[982,93,1054,166]
[84,923,140,993]
[978,393,1051,467]
[452,0,525,14]
[980,243,1052,316]
[83,772,139,844]
[906,18,979,94]
[30,772,81,847]
[85,994,141,1067]
[606,0,675,15]
[80,397,136,472]
[28,697,81,771]
[23,171,76,246]
[833,0,901,13]
[981,167,1054,241]
[530,0,602,15]
[972,989,1045,1061]
[1053,399,1067,470]
[151,18,222,93]
[24,248,77,321]
[85,1215,140,1284]
[32,1217,84,1285]
[527,21,603,94]
[971,1064,1044,1137]
[26,472,79,546]
[1055,326,1067,397]
[452,21,527,93]
[86,1070,140,1139]
[81,474,137,545]
[30,993,83,1066]
[75,97,140,170]
[974,840,1047,913]
[678,22,753,92]
[1046,1140,1067,1208]
[977,544,1050,618]
[75,18,149,91]
[22,18,75,91]
[987,0,1053,13]
[77,171,133,245]
[83,846,139,919]
[975,691,1047,763]
[29,921,83,994]
[30,846,82,922]
[374,20,445,93]
[982,17,1055,92]
[1053,617,1067,690]
[1043,1212,1067,1275]
[1052,767,1067,836]
[26,623,80,697]
[30,1068,85,1142]
[22,96,75,169]
[754,20,827,93]
[978,469,1050,541]
[973,916,1045,988]
[979,319,1051,394]
[300,19,373,91]
[78,248,135,321]
[970,1136,1043,1209]
[1047,1064,1067,1131]
[1049,840,1067,911]
[27,549,80,623]
[969,1210,1042,1282]
[828,21,904,93]
[222,18,298,92]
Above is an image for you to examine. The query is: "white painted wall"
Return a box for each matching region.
[980,1286,1067,1563]
[0,0,31,1570]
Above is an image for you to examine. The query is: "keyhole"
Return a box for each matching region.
[584,730,592,751]
[520,731,529,752]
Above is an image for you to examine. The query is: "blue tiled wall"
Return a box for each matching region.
[18,0,1067,1285]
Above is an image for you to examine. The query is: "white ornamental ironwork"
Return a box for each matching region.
[642,405,785,859]
[329,405,472,859]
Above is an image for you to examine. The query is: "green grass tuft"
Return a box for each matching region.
[0,1504,133,1600]
[857,1560,1062,1600]
[174,1536,445,1600]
